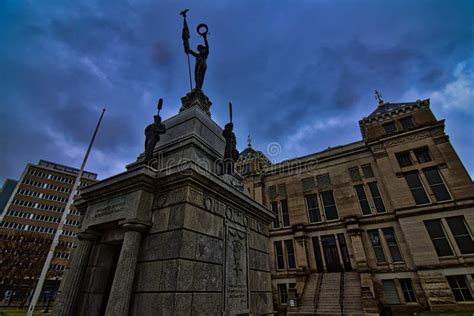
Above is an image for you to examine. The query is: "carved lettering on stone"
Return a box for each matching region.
[188,187,204,207]
[156,193,167,208]
[167,188,187,205]
[225,226,249,314]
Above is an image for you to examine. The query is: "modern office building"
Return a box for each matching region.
[0,160,97,304]
[0,179,18,216]
[237,97,474,314]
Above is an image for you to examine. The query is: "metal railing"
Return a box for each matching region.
[339,272,345,315]
[313,273,323,312]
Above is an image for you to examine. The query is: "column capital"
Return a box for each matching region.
[77,230,100,241]
[119,219,151,233]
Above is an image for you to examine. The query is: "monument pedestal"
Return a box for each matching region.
[180,88,212,116]
[54,104,274,316]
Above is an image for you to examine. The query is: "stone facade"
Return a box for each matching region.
[54,99,274,315]
[237,98,474,314]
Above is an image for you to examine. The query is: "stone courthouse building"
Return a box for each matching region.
[236,97,474,314]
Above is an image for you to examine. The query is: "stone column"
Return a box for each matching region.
[105,221,150,316]
[54,231,99,316]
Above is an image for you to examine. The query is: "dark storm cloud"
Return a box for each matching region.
[0,0,473,182]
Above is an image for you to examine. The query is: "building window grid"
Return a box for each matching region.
[271,200,291,229]
[305,194,322,223]
[280,200,290,227]
[382,228,403,262]
[414,147,432,163]
[368,182,386,213]
[399,116,415,130]
[29,169,90,186]
[424,219,454,257]
[368,230,387,263]
[445,216,474,255]
[274,240,297,271]
[404,171,431,205]
[368,227,404,264]
[354,185,371,215]
[12,199,65,213]
[399,278,417,303]
[422,167,452,202]
[396,152,413,167]
[383,121,398,134]
[320,191,339,221]
[447,275,473,302]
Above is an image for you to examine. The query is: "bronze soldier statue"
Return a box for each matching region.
[222,122,239,174]
[144,99,166,165]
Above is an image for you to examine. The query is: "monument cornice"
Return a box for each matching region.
[152,161,275,225]
[79,165,156,203]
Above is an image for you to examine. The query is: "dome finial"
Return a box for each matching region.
[247,134,252,147]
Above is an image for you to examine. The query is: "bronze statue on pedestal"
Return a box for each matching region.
[144,99,166,165]
[181,9,209,91]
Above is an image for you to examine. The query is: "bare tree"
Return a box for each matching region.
[0,230,66,307]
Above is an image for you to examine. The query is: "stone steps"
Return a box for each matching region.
[295,272,364,315]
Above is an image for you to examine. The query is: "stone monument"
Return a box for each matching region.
[53,12,274,316]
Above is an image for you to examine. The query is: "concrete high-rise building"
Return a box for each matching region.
[0,160,97,304]
[0,179,18,216]
[237,97,474,314]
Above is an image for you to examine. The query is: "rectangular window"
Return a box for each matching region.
[317,173,331,188]
[399,116,415,130]
[268,185,277,200]
[281,199,290,227]
[446,216,474,254]
[362,164,374,178]
[424,219,454,257]
[382,280,401,304]
[447,275,473,302]
[271,201,280,229]
[321,191,338,220]
[354,185,371,215]
[275,241,285,270]
[396,152,413,167]
[301,177,316,192]
[285,240,296,269]
[312,237,324,272]
[414,147,432,163]
[349,167,361,181]
[383,121,397,134]
[278,284,288,304]
[382,228,403,262]
[404,171,430,205]
[368,230,386,263]
[399,279,417,303]
[423,167,451,201]
[368,182,386,213]
[277,183,287,197]
[305,194,321,223]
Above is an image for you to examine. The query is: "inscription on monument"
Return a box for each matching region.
[93,200,125,218]
[225,226,249,313]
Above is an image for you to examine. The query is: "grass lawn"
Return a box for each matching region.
[415,312,474,316]
[0,308,51,316]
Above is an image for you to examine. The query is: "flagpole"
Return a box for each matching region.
[187,53,192,90]
[27,108,106,316]
[180,9,193,91]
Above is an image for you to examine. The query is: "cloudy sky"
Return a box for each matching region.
[1,0,473,183]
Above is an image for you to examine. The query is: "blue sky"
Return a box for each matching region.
[0,0,473,182]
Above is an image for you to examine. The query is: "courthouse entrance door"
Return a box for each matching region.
[321,235,342,272]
